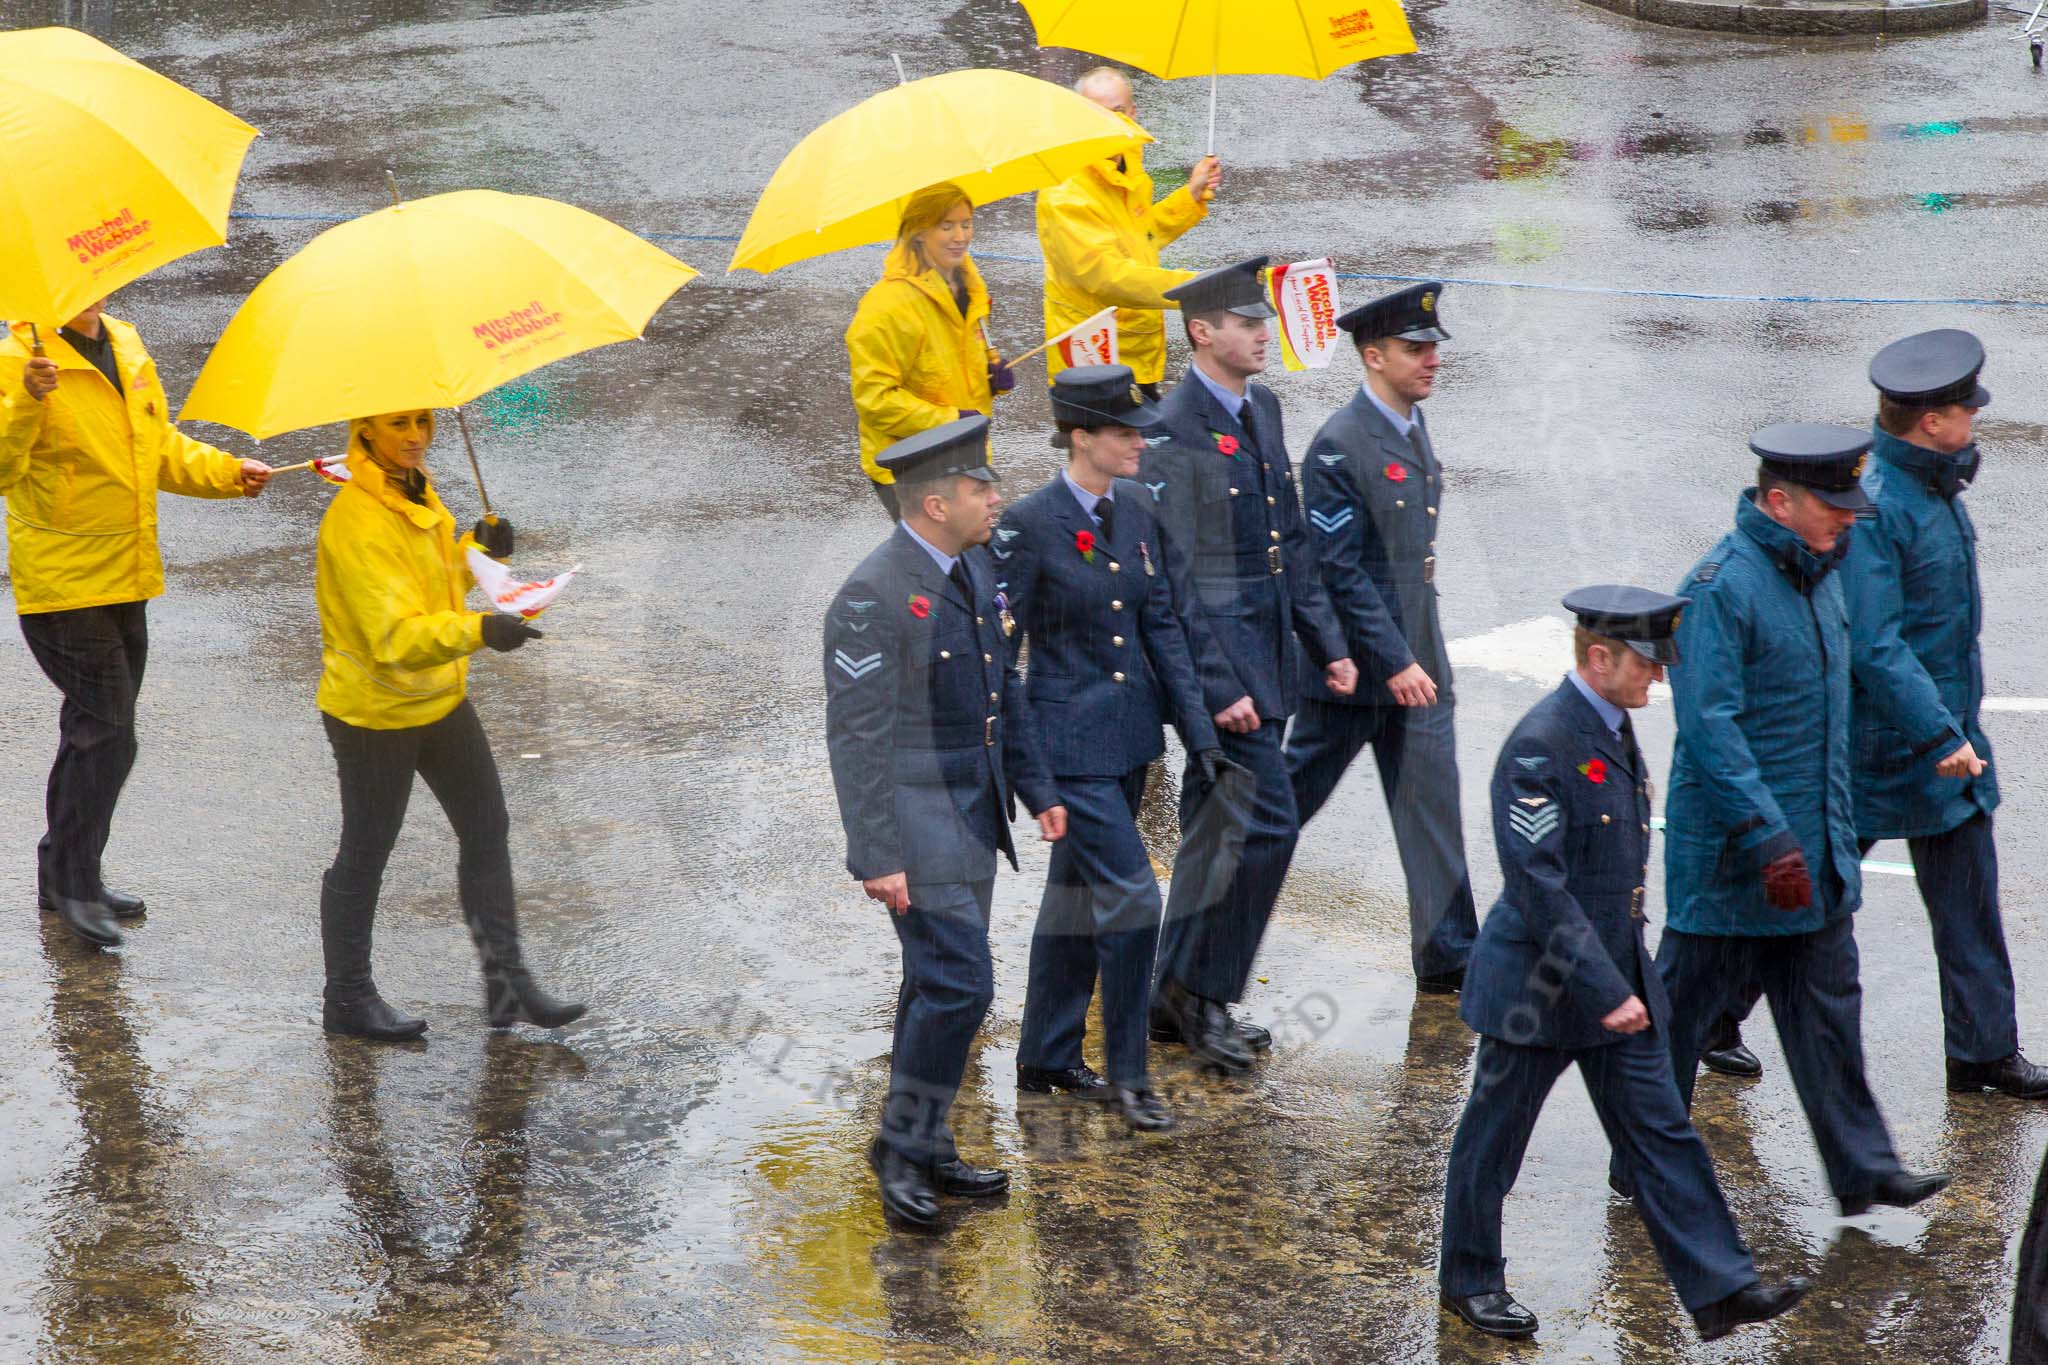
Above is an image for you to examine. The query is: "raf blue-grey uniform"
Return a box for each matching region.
[1845,331,2021,1074]
[1287,283,1477,984]
[997,370,1220,1090]
[1654,426,1908,1207]
[824,418,1019,1169]
[1137,258,1350,1008]
[1443,588,1761,1315]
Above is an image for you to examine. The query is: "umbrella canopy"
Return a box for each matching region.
[1017,0,1417,79]
[728,67,1150,275]
[181,190,696,438]
[0,27,260,325]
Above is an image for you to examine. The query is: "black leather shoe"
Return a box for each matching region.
[1232,1015,1273,1052]
[1115,1086,1176,1132]
[98,885,147,919]
[1017,1064,1113,1099]
[47,894,121,948]
[323,991,428,1042]
[1609,1169,1634,1200]
[1416,969,1465,995]
[929,1157,1008,1198]
[1441,1290,1538,1338]
[867,1138,940,1227]
[1156,981,1253,1072]
[1147,1001,1182,1045]
[485,968,587,1029]
[1702,1039,1763,1078]
[1948,1050,2048,1099]
[1693,1277,1810,1341]
[1839,1169,1951,1217]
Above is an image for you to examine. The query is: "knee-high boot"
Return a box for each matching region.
[320,870,428,1041]
[460,863,585,1030]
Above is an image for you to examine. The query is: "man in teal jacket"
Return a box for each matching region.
[1846,330,2045,1098]
[1649,424,1947,1217]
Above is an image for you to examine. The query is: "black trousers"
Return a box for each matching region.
[21,601,149,901]
[320,700,518,996]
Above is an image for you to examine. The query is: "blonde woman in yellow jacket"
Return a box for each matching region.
[315,409,583,1041]
[845,181,1014,516]
[0,303,271,950]
[1037,68,1220,393]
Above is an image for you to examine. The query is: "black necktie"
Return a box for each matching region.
[1408,421,1433,474]
[947,559,972,606]
[1095,498,1116,544]
[1237,398,1259,453]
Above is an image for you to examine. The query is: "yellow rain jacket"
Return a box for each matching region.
[315,451,485,730]
[845,241,999,483]
[0,317,248,615]
[1036,142,1209,386]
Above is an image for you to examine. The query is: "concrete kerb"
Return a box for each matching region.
[1578,0,1985,35]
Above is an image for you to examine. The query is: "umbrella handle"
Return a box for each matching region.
[454,406,493,518]
[28,322,45,358]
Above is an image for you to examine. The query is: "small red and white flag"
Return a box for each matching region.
[313,455,352,486]
[465,546,580,620]
[1052,305,1119,369]
[1268,258,1343,372]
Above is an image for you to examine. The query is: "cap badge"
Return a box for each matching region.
[1853,454,1868,478]
[1421,292,1435,313]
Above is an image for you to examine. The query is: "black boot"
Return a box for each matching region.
[466,898,586,1030]
[319,870,426,1042]
[47,892,120,949]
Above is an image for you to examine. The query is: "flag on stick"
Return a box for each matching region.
[1267,258,1342,371]
[465,546,580,619]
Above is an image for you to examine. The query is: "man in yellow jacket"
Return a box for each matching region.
[0,301,271,948]
[1037,67,1222,397]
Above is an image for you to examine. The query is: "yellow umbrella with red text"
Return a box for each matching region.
[1017,0,1418,152]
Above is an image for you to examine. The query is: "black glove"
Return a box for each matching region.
[987,360,1017,395]
[1760,849,1812,912]
[480,613,544,653]
[472,515,514,560]
[1196,748,1224,791]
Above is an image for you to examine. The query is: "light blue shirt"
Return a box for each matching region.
[1190,362,1248,422]
[900,522,958,577]
[1061,469,1112,525]
[1362,382,1419,439]
[1567,669,1626,739]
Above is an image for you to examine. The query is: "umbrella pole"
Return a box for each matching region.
[454,406,494,518]
[27,322,45,357]
[1207,69,1217,158]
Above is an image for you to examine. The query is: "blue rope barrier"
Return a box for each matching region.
[225,212,2048,311]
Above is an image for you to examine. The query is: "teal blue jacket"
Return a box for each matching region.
[1664,495,1862,936]
[1842,427,1998,839]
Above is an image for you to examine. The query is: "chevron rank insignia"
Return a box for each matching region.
[1514,756,1548,770]
[991,545,1012,561]
[1145,480,1166,501]
[842,621,871,633]
[1508,803,1562,845]
[1308,507,1353,534]
[833,649,883,681]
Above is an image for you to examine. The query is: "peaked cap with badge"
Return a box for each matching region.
[1337,281,1450,345]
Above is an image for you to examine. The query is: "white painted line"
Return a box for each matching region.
[1453,617,2046,717]
[1648,817,1913,877]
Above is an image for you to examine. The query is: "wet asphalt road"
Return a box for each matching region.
[4,0,2048,1360]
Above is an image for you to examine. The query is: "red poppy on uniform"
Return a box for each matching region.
[1215,433,1240,456]
[1384,463,1408,483]
[1578,758,1607,784]
[1076,528,1096,561]
[908,594,930,619]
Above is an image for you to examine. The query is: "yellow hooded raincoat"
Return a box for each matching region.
[0,317,247,615]
[1036,142,1209,387]
[844,241,999,484]
[315,447,486,730]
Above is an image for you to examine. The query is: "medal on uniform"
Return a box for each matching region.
[995,590,1015,638]
[1140,540,1155,576]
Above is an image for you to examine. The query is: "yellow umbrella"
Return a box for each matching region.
[1017,0,1418,151]
[0,27,259,325]
[181,189,695,510]
[729,67,1150,275]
